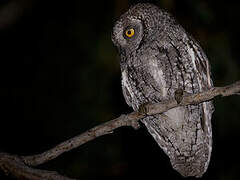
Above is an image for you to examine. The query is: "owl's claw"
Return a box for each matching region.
[174,88,184,104]
[138,103,150,115]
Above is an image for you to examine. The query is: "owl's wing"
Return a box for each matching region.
[186,36,213,89]
[158,35,213,94]
[140,36,214,177]
[172,35,215,132]
[161,34,215,141]
[184,37,215,159]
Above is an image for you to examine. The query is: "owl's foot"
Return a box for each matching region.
[174,89,192,104]
[138,103,150,115]
[174,88,184,104]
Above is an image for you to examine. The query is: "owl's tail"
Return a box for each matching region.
[141,105,212,177]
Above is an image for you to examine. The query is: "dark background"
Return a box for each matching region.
[0,0,240,179]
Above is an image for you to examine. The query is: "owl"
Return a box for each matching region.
[111,3,214,177]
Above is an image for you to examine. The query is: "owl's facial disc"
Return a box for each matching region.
[112,18,144,54]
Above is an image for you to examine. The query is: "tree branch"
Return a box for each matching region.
[0,153,75,180]
[0,81,240,180]
[23,113,142,167]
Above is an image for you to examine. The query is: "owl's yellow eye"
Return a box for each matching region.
[125,28,135,38]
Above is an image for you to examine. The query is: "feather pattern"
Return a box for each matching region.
[112,3,214,177]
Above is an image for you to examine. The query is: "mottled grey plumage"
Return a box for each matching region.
[112,3,214,177]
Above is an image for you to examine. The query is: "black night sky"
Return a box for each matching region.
[0,0,240,179]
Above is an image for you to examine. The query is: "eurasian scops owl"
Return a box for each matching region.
[111,3,214,177]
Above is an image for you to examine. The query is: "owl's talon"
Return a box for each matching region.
[174,89,184,104]
[138,103,150,115]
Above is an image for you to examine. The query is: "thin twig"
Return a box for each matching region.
[23,113,142,166]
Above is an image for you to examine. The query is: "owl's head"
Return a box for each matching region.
[111,3,171,55]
